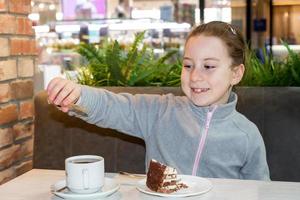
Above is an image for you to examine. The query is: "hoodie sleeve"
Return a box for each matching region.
[69,85,167,139]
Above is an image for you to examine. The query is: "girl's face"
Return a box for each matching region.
[181,35,244,107]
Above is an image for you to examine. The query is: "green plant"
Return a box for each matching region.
[240,43,300,86]
[75,34,300,87]
[75,32,181,87]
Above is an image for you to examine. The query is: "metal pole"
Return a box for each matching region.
[246,0,252,48]
[199,0,204,24]
[269,0,273,56]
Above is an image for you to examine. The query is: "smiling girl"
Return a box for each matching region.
[47,21,270,180]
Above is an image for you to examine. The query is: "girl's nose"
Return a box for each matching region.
[190,68,203,82]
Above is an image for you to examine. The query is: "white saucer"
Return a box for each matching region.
[53,178,120,200]
[136,175,212,197]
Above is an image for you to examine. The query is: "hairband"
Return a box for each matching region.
[227,24,237,35]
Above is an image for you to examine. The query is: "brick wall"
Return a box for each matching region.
[0,0,36,185]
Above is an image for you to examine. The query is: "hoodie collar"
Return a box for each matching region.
[189,92,237,121]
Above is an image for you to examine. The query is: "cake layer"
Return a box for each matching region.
[146,159,188,193]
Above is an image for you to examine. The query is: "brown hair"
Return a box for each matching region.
[186,21,246,67]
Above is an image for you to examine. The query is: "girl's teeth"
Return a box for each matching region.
[193,88,208,92]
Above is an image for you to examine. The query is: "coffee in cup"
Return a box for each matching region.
[65,155,104,194]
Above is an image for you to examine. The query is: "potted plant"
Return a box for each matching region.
[240,43,300,86]
[75,32,181,87]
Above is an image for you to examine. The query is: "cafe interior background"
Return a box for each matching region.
[0,0,300,184]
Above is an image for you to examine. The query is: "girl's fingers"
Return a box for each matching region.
[62,85,81,106]
[47,77,63,95]
[47,78,69,104]
[47,78,81,111]
[55,85,81,113]
[58,82,81,107]
[60,106,70,113]
[53,81,76,105]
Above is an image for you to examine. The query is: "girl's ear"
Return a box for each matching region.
[231,64,245,86]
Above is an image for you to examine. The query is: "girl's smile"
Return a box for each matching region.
[191,87,210,93]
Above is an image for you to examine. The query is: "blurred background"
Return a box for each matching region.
[30,0,300,91]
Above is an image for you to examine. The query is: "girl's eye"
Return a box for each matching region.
[204,65,215,69]
[183,65,192,69]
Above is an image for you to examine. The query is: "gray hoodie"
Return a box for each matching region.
[73,86,270,180]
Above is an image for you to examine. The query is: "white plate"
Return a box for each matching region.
[53,178,120,200]
[136,175,212,197]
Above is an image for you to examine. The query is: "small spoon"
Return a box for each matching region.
[50,184,67,193]
[119,171,146,178]
[55,104,88,117]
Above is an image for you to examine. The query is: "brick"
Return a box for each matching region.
[16,17,24,34]
[9,0,31,14]
[18,58,34,77]
[10,80,33,100]
[16,17,33,35]
[0,14,15,34]
[30,39,37,55]
[13,121,33,140]
[0,145,20,169]
[25,18,33,35]
[0,104,18,125]
[15,160,32,176]
[10,38,36,55]
[16,139,33,160]
[0,59,17,81]
[10,38,24,55]
[0,38,9,57]
[0,0,7,12]
[31,39,38,56]
[0,83,11,103]
[0,128,13,148]
[19,100,34,120]
[0,168,15,185]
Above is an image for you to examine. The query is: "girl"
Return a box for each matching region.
[47,21,270,180]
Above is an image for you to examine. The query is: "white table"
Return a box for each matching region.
[0,169,300,200]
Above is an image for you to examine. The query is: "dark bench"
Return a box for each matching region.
[33,87,300,181]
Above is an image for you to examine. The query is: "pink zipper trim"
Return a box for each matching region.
[192,105,218,176]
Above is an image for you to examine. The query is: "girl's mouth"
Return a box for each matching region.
[191,88,210,93]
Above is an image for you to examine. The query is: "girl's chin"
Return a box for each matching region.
[193,102,210,107]
[190,98,211,107]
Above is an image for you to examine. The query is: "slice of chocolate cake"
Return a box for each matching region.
[146,159,187,193]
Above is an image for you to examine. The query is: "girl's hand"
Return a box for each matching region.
[46,77,81,113]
